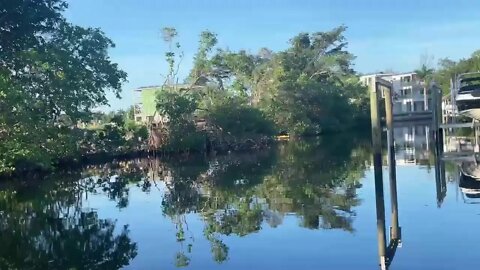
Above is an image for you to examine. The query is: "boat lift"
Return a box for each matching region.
[441,71,480,127]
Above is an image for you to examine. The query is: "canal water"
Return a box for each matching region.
[0,124,477,269]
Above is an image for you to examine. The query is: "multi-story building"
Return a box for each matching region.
[360,72,431,119]
[133,83,205,124]
[133,85,162,124]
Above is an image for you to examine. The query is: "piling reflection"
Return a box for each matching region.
[433,132,447,207]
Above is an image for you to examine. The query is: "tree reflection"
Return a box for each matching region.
[0,175,138,270]
[155,133,371,265]
[0,133,372,268]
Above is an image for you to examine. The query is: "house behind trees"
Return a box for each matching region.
[360,72,432,120]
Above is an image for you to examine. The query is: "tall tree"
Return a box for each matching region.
[161,27,183,86]
[189,30,218,83]
[415,63,435,110]
[0,0,127,172]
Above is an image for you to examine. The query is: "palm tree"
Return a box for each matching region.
[415,64,435,111]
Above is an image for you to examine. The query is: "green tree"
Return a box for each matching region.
[156,91,205,151]
[415,64,435,109]
[251,26,365,135]
[434,50,480,95]
[0,0,127,173]
[189,31,218,82]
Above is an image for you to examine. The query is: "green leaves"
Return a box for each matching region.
[247,27,364,135]
[155,90,205,152]
[434,50,480,95]
[156,91,197,120]
[1,1,127,173]
[207,98,276,138]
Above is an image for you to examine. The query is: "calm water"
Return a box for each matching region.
[0,125,477,270]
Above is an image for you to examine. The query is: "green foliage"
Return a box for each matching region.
[434,50,480,95]
[189,26,366,136]
[156,90,206,152]
[0,0,127,173]
[155,26,368,152]
[189,31,218,80]
[251,27,365,135]
[156,91,197,120]
[207,98,276,138]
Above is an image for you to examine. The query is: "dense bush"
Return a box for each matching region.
[207,98,275,138]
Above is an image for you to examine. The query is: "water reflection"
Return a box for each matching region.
[381,122,480,269]
[394,123,433,166]
[6,125,477,269]
[0,133,372,269]
[439,126,480,204]
[0,176,138,269]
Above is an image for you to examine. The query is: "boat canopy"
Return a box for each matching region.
[460,76,480,83]
[459,84,480,93]
[460,76,480,88]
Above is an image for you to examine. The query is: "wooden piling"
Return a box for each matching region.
[436,86,444,148]
[370,80,387,264]
[431,85,444,146]
[383,86,400,241]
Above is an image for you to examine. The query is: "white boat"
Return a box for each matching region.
[459,154,480,199]
[456,75,480,120]
[460,158,480,180]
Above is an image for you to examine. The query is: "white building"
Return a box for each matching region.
[360,72,431,118]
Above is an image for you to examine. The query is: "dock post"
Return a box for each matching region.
[437,86,444,151]
[370,79,387,265]
[432,84,439,133]
[432,85,444,147]
[384,86,400,241]
[450,78,456,125]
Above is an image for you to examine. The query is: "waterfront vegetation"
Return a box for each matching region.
[433,50,480,94]
[0,1,370,174]
[3,1,480,175]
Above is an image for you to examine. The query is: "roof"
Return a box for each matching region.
[134,77,209,92]
[360,72,394,78]
[360,71,417,78]
[389,72,417,77]
[135,85,162,92]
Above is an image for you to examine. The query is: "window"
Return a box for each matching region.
[401,88,411,96]
[406,101,412,112]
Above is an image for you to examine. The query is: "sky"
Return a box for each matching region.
[65,0,480,111]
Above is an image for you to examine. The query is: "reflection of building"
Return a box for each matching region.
[360,72,432,120]
[394,124,431,165]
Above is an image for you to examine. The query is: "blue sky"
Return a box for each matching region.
[65,0,480,110]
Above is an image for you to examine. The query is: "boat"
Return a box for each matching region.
[456,75,480,120]
[459,154,480,199]
[459,172,480,199]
